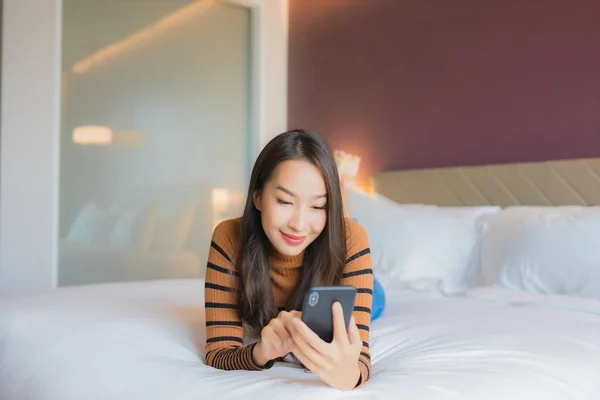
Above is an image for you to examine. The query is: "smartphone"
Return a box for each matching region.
[301,286,357,343]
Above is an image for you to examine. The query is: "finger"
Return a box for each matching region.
[332,302,349,346]
[278,310,302,327]
[290,332,330,371]
[277,311,295,326]
[291,345,321,374]
[348,316,362,349]
[289,318,329,354]
[262,326,283,351]
[271,318,292,346]
[277,310,291,323]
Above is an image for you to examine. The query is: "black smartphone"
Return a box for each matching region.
[301,286,357,343]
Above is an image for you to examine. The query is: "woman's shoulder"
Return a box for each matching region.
[343,218,372,272]
[213,217,242,234]
[211,217,243,253]
[344,217,370,252]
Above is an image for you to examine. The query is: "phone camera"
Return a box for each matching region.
[308,291,319,307]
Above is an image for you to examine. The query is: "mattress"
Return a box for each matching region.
[1,279,599,400]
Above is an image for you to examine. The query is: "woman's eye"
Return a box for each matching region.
[277,199,291,205]
[312,205,326,210]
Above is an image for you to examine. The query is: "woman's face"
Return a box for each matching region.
[254,159,328,257]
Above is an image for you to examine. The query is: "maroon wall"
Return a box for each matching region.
[288,0,600,185]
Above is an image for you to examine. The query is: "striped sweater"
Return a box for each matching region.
[204,217,374,386]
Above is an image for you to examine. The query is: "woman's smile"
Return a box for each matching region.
[280,231,307,246]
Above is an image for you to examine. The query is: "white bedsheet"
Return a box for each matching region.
[1,280,599,400]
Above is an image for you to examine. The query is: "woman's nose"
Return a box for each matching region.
[288,207,307,232]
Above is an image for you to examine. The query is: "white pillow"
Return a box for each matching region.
[109,205,157,249]
[475,206,600,300]
[346,187,436,246]
[150,204,197,251]
[66,203,118,245]
[347,188,500,291]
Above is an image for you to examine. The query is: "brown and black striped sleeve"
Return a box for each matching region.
[341,219,374,387]
[204,219,272,371]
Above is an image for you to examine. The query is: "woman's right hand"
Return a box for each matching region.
[253,310,301,366]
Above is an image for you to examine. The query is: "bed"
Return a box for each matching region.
[1,158,600,399]
[1,279,598,399]
[371,157,600,207]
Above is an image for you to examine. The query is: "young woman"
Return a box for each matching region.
[204,129,373,390]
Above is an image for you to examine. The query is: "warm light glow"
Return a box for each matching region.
[335,149,373,217]
[114,130,145,147]
[211,188,246,230]
[211,188,230,209]
[355,177,376,195]
[71,0,215,74]
[334,150,361,180]
[72,125,113,145]
[334,149,363,191]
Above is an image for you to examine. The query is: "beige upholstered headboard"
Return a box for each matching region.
[372,157,600,207]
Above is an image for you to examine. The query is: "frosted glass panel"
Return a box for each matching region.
[58,0,250,286]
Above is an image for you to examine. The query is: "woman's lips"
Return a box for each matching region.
[281,231,307,246]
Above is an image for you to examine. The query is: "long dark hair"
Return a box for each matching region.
[236,129,347,331]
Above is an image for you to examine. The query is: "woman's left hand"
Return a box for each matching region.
[287,302,362,391]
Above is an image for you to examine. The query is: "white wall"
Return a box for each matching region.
[0,0,288,294]
[255,0,289,148]
[0,0,62,294]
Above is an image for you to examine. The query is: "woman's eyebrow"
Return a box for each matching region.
[276,186,327,199]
